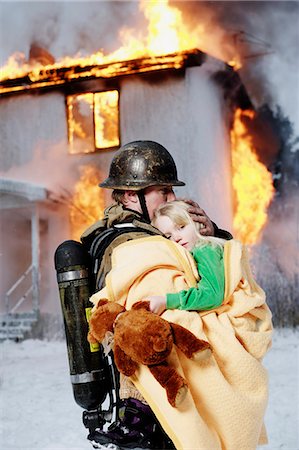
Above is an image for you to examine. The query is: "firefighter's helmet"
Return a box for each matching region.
[99,140,185,190]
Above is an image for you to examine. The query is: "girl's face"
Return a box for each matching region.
[154,215,198,251]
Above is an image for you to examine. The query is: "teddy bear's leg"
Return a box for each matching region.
[114,344,139,377]
[170,322,212,360]
[149,362,188,408]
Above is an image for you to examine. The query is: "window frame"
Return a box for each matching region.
[66,88,120,154]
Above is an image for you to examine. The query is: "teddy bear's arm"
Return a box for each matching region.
[114,344,139,377]
[170,322,211,359]
[87,330,98,345]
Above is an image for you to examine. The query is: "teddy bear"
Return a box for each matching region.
[88,299,211,407]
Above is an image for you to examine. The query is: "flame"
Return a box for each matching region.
[69,165,105,241]
[231,109,274,244]
[67,93,94,153]
[141,0,199,54]
[0,0,212,82]
[2,0,260,244]
[94,91,119,149]
[67,91,119,154]
[61,0,206,238]
[227,59,242,70]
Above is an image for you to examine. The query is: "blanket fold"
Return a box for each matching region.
[90,236,272,450]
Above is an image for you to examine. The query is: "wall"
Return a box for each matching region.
[120,60,233,231]
[0,90,114,314]
[0,59,233,317]
[0,93,67,172]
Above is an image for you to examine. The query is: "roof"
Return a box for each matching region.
[0,49,207,97]
[0,178,48,209]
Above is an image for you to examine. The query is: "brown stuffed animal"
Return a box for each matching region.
[88,300,211,407]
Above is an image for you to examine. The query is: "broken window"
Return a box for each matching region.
[67,90,119,154]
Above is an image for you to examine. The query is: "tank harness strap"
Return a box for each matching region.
[137,190,150,223]
[88,226,154,287]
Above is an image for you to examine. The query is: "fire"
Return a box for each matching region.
[69,165,105,241]
[0,0,208,82]
[94,91,119,149]
[141,0,198,54]
[227,59,242,71]
[67,93,94,153]
[2,0,268,245]
[231,109,274,245]
[67,91,119,154]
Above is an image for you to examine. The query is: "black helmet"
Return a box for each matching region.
[99,140,185,190]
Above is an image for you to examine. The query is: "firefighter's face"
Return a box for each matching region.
[143,186,176,220]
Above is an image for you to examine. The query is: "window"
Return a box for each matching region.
[67,90,119,154]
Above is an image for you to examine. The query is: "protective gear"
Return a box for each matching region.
[88,398,175,450]
[137,190,150,223]
[54,240,110,411]
[99,140,185,190]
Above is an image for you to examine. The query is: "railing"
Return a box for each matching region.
[5,264,33,315]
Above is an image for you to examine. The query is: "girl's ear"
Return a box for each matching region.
[123,190,139,206]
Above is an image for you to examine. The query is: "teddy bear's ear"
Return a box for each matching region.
[132,301,150,311]
[97,299,109,308]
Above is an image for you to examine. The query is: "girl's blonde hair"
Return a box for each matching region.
[152,200,225,249]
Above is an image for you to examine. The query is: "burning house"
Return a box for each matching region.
[0,1,277,338]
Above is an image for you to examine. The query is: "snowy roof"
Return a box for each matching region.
[0,178,48,209]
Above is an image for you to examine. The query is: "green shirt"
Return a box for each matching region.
[166,244,225,311]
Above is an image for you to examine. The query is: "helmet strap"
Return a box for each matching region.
[137,190,150,223]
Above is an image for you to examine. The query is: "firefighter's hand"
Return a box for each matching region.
[146,296,167,315]
[178,198,215,236]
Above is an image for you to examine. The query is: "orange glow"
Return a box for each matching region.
[141,0,199,54]
[231,109,274,244]
[67,93,94,154]
[94,91,119,149]
[2,0,270,244]
[0,0,210,83]
[69,165,105,241]
[67,91,119,153]
[227,59,242,70]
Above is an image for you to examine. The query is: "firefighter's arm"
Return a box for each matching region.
[178,198,233,239]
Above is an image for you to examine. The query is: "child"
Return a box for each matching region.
[89,200,272,449]
[148,200,227,315]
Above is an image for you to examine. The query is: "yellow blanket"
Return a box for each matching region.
[90,236,273,450]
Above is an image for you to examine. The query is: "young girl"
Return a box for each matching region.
[148,200,227,315]
[89,200,272,449]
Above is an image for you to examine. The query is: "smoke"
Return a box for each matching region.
[0,139,79,194]
[1,2,298,200]
[0,1,139,63]
[1,1,298,134]
[172,1,299,135]
[1,1,298,187]
[1,1,298,321]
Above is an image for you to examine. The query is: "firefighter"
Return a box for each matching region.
[81,140,232,449]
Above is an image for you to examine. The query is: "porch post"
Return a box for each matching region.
[31,204,40,316]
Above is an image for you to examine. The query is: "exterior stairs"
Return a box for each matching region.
[0,311,39,341]
[1,263,40,341]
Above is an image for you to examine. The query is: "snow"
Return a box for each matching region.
[0,329,298,450]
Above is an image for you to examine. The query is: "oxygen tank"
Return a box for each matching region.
[54,240,110,411]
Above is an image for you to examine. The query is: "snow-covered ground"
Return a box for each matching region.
[0,329,298,450]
